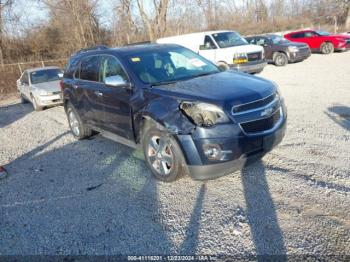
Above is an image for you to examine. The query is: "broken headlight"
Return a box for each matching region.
[180,102,230,127]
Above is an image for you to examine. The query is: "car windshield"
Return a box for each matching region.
[30,69,62,84]
[125,46,220,85]
[211,32,248,48]
[316,30,330,36]
[270,35,290,44]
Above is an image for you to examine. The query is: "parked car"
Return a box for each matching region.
[284,29,350,54]
[245,34,311,66]
[17,66,63,111]
[157,31,267,74]
[61,44,286,182]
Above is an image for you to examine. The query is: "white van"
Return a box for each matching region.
[157,30,267,74]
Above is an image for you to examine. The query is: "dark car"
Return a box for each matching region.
[245,34,311,66]
[61,44,287,182]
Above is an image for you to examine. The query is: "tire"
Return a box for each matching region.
[66,102,92,140]
[320,42,334,54]
[31,95,43,111]
[142,124,188,182]
[20,93,28,104]
[273,52,288,66]
[217,62,230,72]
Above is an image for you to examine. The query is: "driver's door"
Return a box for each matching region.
[198,35,217,62]
[98,55,134,139]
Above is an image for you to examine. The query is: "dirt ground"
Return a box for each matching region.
[0,51,349,258]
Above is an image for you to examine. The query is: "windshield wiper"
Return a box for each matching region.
[192,71,219,79]
[151,80,178,87]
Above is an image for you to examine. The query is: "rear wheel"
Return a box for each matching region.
[142,125,188,182]
[66,103,92,139]
[273,52,288,66]
[320,42,334,54]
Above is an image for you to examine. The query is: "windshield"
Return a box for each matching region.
[126,46,219,85]
[270,35,290,44]
[211,32,248,48]
[316,30,330,36]
[30,69,63,84]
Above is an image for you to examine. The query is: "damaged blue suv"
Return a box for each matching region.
[62,44,286,182]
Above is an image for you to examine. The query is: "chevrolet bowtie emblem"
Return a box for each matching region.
[261,107,274,117]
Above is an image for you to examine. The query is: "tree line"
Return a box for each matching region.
[0,0,349,65]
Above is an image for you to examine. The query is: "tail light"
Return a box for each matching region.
[60,80,64,91]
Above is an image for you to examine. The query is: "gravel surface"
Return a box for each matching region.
[0,51,349,257]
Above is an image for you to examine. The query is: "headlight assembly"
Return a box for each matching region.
[288,46,299,52]
[233,53,248,64]
[180,102,230,127]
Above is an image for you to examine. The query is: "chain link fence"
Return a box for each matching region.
[0,58,68,96]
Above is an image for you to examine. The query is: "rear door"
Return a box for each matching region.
[75,55,105,126]
[198,35,217,62]
[98,55,134,139]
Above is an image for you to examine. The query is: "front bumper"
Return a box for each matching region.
[289,49,311,62]
[36,94,63,107]
[229,60,267,74]
[177,104,287,180]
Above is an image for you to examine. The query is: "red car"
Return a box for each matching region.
[284,29,350,54]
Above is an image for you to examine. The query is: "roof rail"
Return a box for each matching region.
[126,41,152,46]
[72,45,109,56]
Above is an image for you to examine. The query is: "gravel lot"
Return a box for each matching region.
[0,51,349,258]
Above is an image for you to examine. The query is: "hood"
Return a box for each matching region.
[281,41,309,48]
[333,34,350,39]
[223,44,264,54]
[150,71,277,108]
[32,80,61,93]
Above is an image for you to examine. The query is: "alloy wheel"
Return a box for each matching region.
[69,110,80,137]
[147,135,174,176]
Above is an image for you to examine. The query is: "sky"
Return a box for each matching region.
[6,0,115,35]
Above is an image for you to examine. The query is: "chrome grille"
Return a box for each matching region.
[240,108,281,134]
[247,52,262,62]
[232,93,276,114]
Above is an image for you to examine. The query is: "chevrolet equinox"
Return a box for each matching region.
[61,44,287,182]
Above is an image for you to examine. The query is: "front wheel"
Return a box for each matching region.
[320,42,334,54]
[31,95,43,111]
[66,103,92,139]
[273,52,288,66]
[142,125,188,182]
[20,93,28,104]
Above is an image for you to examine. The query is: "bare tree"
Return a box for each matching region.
[136,0,169,41]
[0,0,14,66]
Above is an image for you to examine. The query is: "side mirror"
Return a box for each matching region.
[58,73,63,78]
[104,75,131,89]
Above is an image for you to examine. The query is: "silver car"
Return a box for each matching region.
[17,66,63,111]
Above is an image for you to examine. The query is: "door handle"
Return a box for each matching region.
[94,91,103,97]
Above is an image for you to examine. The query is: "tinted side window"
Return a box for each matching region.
[100,56,128,83]
[64,57,80,79]
[305,32,315,38]
[256,37,266,45]
[80,56,101,82]
[291,33,304,38]
[246,37,256,44]
[200,35,217,50]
